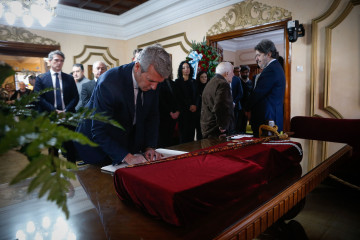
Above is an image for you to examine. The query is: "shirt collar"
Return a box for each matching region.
[265,59,276,69]
[50,69,61,76]
[132,67,139,89]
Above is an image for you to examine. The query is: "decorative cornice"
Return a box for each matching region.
[0,0,242,40]
[0,24,58,45]
[207,0,291,36]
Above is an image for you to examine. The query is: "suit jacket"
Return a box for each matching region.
[240,78,253,108]
[80,80,96,108]
[244,60,285,136]
[231,76,243,110]
[75,77,90,111]
[34,71,78,113]
[201,74,234,138]
[75,62,160,165]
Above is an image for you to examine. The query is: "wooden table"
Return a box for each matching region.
[76,137,352,239]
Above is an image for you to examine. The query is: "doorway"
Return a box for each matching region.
[207,20,291,132]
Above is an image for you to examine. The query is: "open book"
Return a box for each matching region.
[100,148,188,173]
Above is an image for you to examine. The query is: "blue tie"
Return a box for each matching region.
[55,73,63,110]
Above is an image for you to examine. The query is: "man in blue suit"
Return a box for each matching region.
[34,50,79,161]
[244,39,285,137]
[75,45,172,166]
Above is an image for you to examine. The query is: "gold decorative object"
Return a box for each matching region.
[207,0,291,36]
[0,24,58,45]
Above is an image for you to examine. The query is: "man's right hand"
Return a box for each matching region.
[123,153,148,165]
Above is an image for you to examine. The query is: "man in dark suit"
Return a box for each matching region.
[80,61,107,108]
[230,66,243,134]
[201,62,235,138]
[34,50,79,161]
[244,39,285,137]
[75,45,172,166]
[35,50,79,113]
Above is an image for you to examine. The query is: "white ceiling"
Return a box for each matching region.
[0,0,243,40]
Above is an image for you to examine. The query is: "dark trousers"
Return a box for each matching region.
[178,111,196,143]
[239,110,249,133]
[48,125,78,163]
[158,116,179,148]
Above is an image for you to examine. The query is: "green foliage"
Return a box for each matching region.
[0,62,123,218]
[188,37,221,79]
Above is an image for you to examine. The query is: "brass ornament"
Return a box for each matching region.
[0,24,58,45]
[207,0,291,36]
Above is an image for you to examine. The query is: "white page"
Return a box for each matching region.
[101,149,188,173]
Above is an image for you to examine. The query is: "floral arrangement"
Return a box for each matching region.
[187,38,221,79]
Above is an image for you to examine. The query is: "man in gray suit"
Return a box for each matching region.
[72,63,90,111]
[80,61,107,108]
[201,62,235,138]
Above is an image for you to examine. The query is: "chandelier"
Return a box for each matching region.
[0,0,58,27]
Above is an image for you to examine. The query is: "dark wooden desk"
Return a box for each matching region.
[76,138,352,240]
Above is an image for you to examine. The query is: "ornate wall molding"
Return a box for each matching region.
[323,0,359,119]
[308,0,341,171]
[73,45,119,67]
[310,0,340,117]
[137,32,192,54]
[0,24,58,45]
[207,0,291,36]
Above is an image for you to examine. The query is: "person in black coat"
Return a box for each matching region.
[174,61,197,143]
[158,75,180,147]
[194,71,208,140]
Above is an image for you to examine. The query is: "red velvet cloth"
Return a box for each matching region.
[114,139,302,226]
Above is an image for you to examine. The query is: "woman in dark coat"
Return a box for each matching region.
[158,75,180,148]
[194,71,208,140]
[174,61,197,143]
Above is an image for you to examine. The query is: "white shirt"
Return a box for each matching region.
[132,69,142,124]
[50,69,65,110]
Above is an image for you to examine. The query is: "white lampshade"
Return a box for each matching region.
[5,12,16,25]
[9,1,23,17]
[0,4,4,18]
[23,14,34,27]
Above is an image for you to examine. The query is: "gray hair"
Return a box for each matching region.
[136,44,172,78]
[93,61,107,69]
[254,39,279,59]
[48,50,65,60]
[216,62,233,75]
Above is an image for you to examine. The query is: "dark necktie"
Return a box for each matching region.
[55,73,63,110]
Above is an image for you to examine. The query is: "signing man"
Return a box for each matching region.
[75,45,172,165]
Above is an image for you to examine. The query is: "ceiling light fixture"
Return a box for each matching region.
[0,0,58,27]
